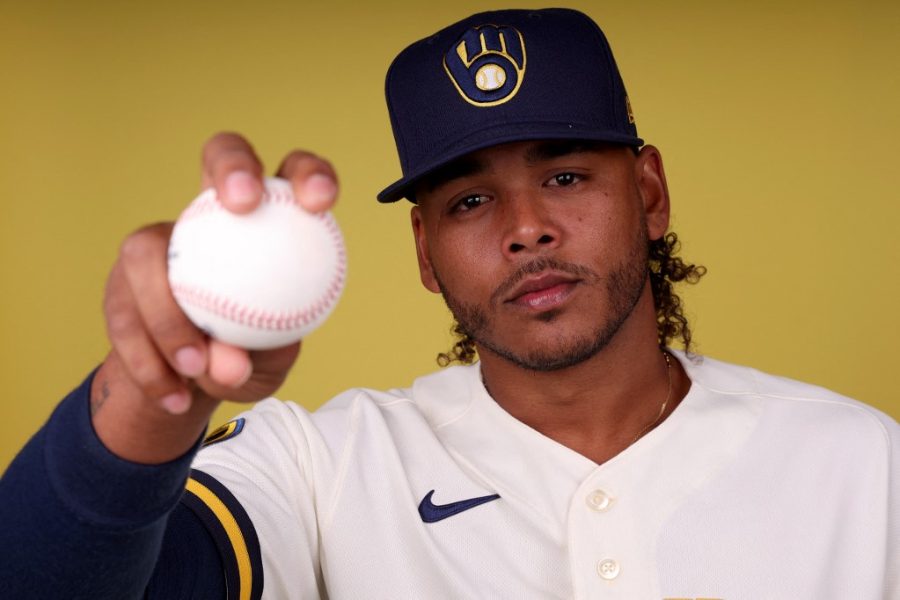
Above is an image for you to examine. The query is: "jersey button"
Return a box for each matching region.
[597,558,620,580]
[586,489,613,512]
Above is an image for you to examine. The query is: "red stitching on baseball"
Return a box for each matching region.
[171,192,347,335]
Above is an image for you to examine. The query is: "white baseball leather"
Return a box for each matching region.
[168,177,346,349]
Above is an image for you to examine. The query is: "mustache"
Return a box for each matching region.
[491,257,600,304]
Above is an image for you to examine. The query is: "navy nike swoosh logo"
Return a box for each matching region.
[418,489,501,523]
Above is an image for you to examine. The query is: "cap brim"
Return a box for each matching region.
[377,125,643,203]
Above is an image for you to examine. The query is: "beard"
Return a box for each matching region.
[434,225,649,372]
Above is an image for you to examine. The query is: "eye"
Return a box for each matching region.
[546,172,581,187]
[451,193,491,213]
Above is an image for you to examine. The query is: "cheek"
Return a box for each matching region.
[428,229,499,292]
[567,195,618,238]
[569,197,643,257]
[431,241,483,281]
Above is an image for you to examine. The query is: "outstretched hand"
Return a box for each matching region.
[91,132,338,463]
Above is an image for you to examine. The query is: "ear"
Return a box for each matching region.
[410,206,441,293]
[634,145,671,241]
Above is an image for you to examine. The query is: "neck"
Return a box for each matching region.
[477,289,689,464]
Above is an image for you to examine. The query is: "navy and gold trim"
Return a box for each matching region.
[182,469,263,600]
[203,418,246,447]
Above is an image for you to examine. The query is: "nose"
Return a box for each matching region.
[500,195,561,257]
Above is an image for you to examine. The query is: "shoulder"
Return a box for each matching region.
[196,364,481,460]
[677,351,898,449]
[307,363,482,430]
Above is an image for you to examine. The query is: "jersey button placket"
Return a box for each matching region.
[587,489,621,584]
[597,558,620,580]
[586,489,614,512]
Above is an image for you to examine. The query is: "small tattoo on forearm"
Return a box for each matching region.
[91,380,111,416]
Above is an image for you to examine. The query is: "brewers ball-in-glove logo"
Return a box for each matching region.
[443,24,526,107]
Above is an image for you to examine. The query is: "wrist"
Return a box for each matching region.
[91,352,221,464]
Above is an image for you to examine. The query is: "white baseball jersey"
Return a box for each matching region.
[190,351,898,599]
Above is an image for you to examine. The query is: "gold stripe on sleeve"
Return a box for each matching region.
[185,478,254,600]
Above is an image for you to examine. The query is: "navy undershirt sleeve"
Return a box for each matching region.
[146,502,227,599]
[0,370,225,599]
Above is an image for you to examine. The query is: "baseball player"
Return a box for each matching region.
[1,8,896,600]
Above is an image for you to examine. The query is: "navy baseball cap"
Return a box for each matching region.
[377,8,643,203]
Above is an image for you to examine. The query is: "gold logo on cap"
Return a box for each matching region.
[444,24,526,107]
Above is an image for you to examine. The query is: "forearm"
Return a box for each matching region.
[0,371,204,598]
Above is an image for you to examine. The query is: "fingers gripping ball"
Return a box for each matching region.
[168,177,346,350]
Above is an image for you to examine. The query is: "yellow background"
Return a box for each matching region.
[1,1,898,469]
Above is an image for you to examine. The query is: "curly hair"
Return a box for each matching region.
[437,231,706,366]
[647,231,707,353]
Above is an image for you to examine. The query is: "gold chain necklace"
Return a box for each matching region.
[630,352,673,444]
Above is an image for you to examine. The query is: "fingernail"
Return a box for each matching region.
[300,173,337,211]
[174,347,205,377]
[224,171,260,206]
[161,391,192,415]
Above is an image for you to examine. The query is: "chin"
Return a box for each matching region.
[481,326,613,373]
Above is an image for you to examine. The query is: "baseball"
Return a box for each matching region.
[168,176,346,350]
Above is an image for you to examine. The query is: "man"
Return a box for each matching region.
[1,8,896,599]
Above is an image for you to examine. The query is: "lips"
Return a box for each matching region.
[505,272,580,309]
